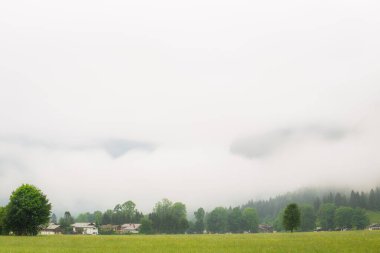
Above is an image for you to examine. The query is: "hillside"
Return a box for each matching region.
[367,210,380,224]
[242,186,380,226]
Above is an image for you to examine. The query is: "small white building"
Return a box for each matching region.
[40,223,62,235]
[369,224,380,231]
[120,223,141,234]
[258,224,273,233]
[72,223,98,235]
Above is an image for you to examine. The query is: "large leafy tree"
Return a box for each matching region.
[5,184,51,235]
[273,209,285,231]
[75,211,103,226]
[206,207,228,233]
[59,211,75,234]
[282,203,300,232]
[112,204,125,225]
[171,202,188,233]
[94,211,103,226]
[150,199,188,234]
[151,199,173,233]
[101,209,113,225]
[109,201,142,225]
[334,207,353,229]
[299,205,316,231]
[121,201,136,222]
[139,216,153,234]
[228,207,243,233]
[319,203,336,230]
[194,208,205,234]
[352,208,369,229]
[242,208,259,233]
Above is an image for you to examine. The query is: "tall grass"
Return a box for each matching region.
[0,231,379,253]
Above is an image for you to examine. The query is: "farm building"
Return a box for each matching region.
[40,223,62,235]
[120,223,141,234]
[258,224,273,233]
[72,222,98,235]
[368,224,380,230]
[100,224,120,234]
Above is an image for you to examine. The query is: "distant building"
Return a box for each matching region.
[258,224,273,233]
[369,224,380,230]
[99,224,120,234]
[120,223,141,234]
[40,223,62,235]
[335,227,350,231]
[71,223,98,235]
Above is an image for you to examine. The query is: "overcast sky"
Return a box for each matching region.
[1,0,380,216]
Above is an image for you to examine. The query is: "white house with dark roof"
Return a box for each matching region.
[369,223,380,230]
[120,223,141,234]
[71,222,98,235]
[40,223,62,235]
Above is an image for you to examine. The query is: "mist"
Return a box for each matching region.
[1,0,380,215]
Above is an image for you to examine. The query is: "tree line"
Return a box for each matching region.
[0,184,377,235]
[55,199,259,234]
[243,187,380,225]
[314,188,380,211]
[272,203,369,232]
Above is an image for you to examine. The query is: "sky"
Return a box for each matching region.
[0,0,380,216]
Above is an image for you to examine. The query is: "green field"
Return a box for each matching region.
[0,231,380,253]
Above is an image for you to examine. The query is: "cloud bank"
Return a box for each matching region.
[0,136,155,159]
[230,125,349,159]
[0,0,380,215]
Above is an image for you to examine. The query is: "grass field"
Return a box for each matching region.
[0,231,380,253]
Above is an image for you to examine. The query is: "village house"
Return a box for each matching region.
[40,223,62,235]
[258,224,273,233]
[71,222,98,235]
[99,224,120,234]
[120,223,141,234]
[369,223,380,230]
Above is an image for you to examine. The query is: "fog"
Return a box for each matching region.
[1,0,380,215]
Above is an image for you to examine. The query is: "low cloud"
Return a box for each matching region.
[101,139,155,158]
[230,125,349,159]
[0,135,155,159]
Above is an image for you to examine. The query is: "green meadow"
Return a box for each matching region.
[0,231,379,253]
